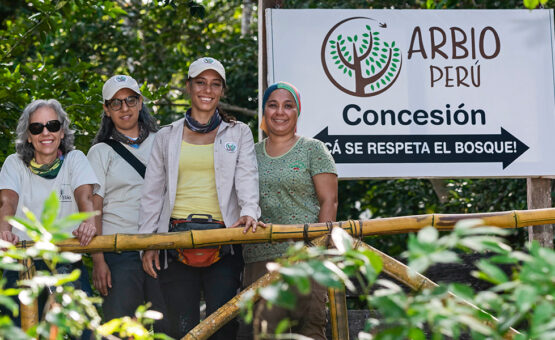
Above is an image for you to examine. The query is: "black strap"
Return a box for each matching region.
[103,140,146,178]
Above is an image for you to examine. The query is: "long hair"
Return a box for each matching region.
[92,103,159,145]
[15,99,75,166]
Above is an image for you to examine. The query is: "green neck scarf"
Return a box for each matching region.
[29,157,64,179]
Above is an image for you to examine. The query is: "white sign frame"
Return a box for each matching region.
[264,9,555,179]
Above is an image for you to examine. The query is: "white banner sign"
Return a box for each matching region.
[265,9,555,178]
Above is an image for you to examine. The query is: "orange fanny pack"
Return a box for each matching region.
[169,214,230,267]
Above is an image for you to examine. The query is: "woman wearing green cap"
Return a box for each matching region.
[243,82,338,339]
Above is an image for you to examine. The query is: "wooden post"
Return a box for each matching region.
[258,0,280,141]
[328,287,349,340]
[526,178,554,248]
[19,258,38,331]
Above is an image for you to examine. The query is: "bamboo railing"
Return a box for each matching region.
[16,208,550,338]
[20,208,555,253]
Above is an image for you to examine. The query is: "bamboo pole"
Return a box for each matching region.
[19,258,38,331]
[328,287,349,340]
[19,208,555,252]
[182,236,330,340]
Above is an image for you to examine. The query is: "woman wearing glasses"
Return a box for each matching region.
[0,99,98,326]
[86,75,167,329]
[139,57,260,339]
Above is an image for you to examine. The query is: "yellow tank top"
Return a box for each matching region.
[171,141,222,220]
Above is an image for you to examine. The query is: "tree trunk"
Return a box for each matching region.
[527,178,554,248]
[241,0,253,36]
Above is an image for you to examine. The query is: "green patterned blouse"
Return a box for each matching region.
[243,136,337,264]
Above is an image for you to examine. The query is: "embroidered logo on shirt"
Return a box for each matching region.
[290,162,306,171]
[224,142,237,153]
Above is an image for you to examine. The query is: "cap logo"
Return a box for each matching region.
[115,75,127,82]
[203,58,215,64]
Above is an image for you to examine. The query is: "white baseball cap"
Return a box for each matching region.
[102,75,142,101]
[188,57,226,83]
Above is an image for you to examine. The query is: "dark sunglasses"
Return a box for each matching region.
[28,120,62,135]
[105,95,140,111]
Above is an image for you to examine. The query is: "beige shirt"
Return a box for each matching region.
[138,118,260,235]
[87,133,156,235]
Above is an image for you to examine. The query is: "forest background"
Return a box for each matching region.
[0,0,553,255]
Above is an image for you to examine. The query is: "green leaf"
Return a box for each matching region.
[51,212,96,232]
[280,265,311,295]
[365,70,370,76]
[41,191,60,229]
[409,327,426,340]
[348,70,352,77]
[275,318,292,334]
[0,295,19,316]
[7,216,40,236]
[474,260,509,284]
[450,283,475,300]
[347,36,353,42]
[366,25,371,31]
[523,0,539,8]
[515,285,537,312]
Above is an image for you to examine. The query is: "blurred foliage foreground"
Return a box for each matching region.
[0,193,169,340]
[1,194,555,339]
[240,222,555,340]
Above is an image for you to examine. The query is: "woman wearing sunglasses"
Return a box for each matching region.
[0,99,98,326]
[86,75,167,330]
[138,57,260,339]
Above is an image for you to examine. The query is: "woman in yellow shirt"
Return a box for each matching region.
[139,57,260,339]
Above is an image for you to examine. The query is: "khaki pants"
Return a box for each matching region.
[243,261,328,340]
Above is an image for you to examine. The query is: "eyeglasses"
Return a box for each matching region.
[105,95,140,111]
[192,80,223,91]
[28,120,62,135]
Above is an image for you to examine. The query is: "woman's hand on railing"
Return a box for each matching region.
[231,215,266,234]
[142,249,160,278]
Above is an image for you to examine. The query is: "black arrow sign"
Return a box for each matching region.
[314,127,529,169]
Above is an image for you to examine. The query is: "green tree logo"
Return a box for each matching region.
[321,17,403,97]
